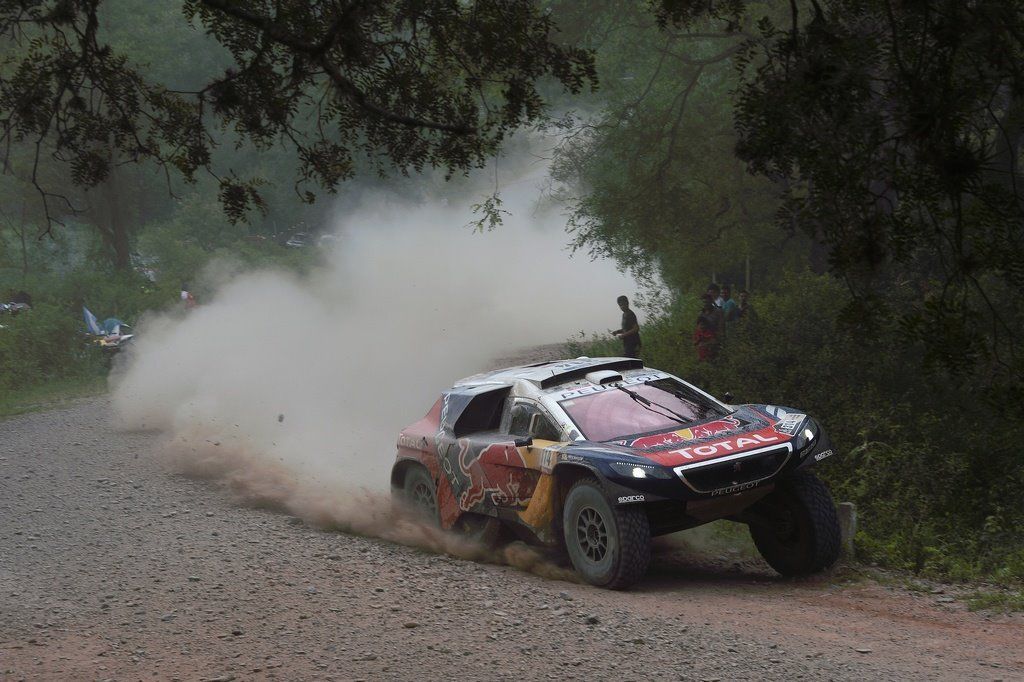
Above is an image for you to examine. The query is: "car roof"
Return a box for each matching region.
[453,357,644,390]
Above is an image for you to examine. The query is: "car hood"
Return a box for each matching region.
[580,404,806,469]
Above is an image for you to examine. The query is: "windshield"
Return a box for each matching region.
[558,379,729,442]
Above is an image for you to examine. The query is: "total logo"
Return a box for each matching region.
[671,432,781,461]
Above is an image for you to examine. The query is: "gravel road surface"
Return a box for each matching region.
[2,398,1022,681]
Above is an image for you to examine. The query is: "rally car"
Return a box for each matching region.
[391,357,841,589]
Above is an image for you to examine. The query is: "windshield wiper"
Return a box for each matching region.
[616,386,688,425]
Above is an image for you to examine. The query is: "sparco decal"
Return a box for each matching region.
[672,432,780,460]
[617,494,645,504]
[814,449,835,462]
[710,481,758,496]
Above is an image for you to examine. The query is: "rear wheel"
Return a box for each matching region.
[747,471,841,576]
[562,478,651,589]
[454,512,505,548]
[401,466,439,526]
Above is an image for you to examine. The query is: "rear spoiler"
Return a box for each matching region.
[538,359,644,389]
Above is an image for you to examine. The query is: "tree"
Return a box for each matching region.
[657,0,1024,397]
[548,1,790,293]
[0,0,597,261]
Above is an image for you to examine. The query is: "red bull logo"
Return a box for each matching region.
[458,441,532,510]
[628,416,742,449]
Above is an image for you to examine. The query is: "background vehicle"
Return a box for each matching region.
[83,306,134,353]
[391,357,841,589]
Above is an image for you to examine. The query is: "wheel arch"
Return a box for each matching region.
[391,457,429,492]
[551,462,603,530]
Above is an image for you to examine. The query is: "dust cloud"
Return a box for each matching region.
[111,150,645,578]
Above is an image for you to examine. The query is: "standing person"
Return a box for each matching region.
[705,283,726,331]
[694,295,720,361]
[706,283,724,308]
[722,285,739,321]
[736,289,756,321]
[181,283,197,310]
[613,295,642,359]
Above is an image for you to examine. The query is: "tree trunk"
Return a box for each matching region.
[104,161,131,270]
[92,145,132,270]
[18,203,28,280]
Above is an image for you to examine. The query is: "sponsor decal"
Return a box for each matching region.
[540,448,557,473]
[671,432,780,461]
[557,374,663,400]
[455,439,532,509]
[774,412,806,436]
[710,481,758,496]
[617,494,645,504]
[398,434,427,450]
[560,452,585,463]
[626,416,742,449]
[814,448,834,462]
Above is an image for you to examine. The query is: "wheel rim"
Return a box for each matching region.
[575,506,609,562]
[411,480,435,512]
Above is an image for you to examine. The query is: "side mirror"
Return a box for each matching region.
[514,436,533,447]
[723,391,734,403]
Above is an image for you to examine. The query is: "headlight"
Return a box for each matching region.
[797,419,819,452]
[608,461,673,479]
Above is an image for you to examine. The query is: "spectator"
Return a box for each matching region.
[612,295,642,359]
[694,295,720,361]
[736,289,756,321]
[181,283,198,310]
[722,285,739,321]
[706,283,724,308]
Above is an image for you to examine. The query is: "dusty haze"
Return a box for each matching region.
[110,153,648,569]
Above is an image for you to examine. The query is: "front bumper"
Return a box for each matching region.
[590,425,836,505]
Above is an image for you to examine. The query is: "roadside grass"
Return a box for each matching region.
[0,375,107,418]
[965,589,1024,613]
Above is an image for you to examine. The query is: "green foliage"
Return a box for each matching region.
[658,0,1024,404]
[0,303,105,392]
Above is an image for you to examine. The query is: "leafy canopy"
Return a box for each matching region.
[657,0,1024,396]
[0,0,596,230]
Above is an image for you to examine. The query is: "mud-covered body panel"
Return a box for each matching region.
[391,358,837,543]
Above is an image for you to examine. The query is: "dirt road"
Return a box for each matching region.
[2,399,1021,681]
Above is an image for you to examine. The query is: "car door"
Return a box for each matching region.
[477,400,562,508]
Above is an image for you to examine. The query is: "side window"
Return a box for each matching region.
[508,401,562,441]
[508,402,536,437]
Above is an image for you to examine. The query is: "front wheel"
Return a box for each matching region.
[747,471,841,576]
[562,478,651,589]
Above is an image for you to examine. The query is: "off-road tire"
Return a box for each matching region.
[748,471,841,576]
[562,478,651,589]
[454,512,505,548]
[401,466,439,526]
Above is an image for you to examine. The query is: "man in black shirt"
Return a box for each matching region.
[613,295,642,359]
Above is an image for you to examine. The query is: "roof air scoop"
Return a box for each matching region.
[586,370,623,385]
